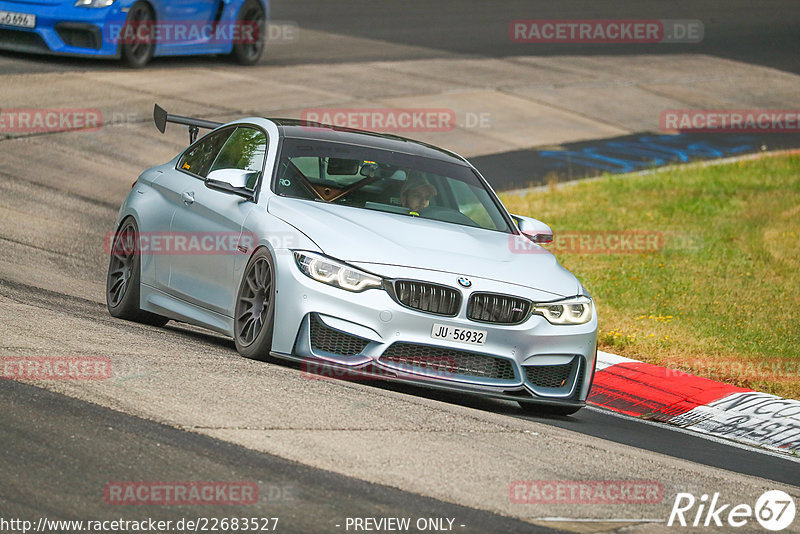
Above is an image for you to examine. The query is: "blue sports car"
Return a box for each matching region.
[0,0,268,67]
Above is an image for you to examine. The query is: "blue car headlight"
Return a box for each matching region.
[75,0,116,7]
[294,251,383,292]
[533,296,593,325]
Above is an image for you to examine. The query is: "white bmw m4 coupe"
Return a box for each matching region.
[106,105,598,415]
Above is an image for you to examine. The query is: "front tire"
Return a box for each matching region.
[234,248,276,360]
[231,0,266,65]
[120,1,155,68]
[106,218,169,327]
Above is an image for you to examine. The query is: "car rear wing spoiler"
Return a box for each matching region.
[154,104,223,144]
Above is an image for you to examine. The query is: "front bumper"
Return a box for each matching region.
[0,2,126,57]
[270,249,598,407]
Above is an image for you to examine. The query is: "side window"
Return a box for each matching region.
[178,128,235,179]
[209,127,268,190]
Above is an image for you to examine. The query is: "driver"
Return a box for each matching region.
[400,176,437,214]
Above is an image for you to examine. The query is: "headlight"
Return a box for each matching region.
[533,296,593,325]
[294,251,383,292]
[75,0,116,7]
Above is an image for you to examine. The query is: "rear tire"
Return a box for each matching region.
[518,402,583,416]
[120,1,155,68]
[234,248,276,361]
[106,217,169,327]
[231,0,266,65]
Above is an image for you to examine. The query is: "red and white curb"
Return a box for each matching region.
[588,352,800,455]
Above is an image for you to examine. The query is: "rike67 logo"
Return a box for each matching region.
[668,490,796,531]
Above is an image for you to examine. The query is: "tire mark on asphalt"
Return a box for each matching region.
[0,169,120,211]
[0,235,89,262]
[0,277,111,323]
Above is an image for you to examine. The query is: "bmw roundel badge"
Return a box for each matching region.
[457,277,472,288]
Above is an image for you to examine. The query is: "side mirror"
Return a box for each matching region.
[511,214,553,244]
[205,169,258,200]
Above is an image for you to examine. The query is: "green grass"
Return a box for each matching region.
[501,154,800,399]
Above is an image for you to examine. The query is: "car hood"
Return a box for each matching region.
[267,196,579,297]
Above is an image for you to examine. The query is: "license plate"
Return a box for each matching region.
[431,323,487,345]
[0,11,36,29]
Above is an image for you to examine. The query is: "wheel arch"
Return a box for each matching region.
[231,0,270,18]
[115,0,159,57]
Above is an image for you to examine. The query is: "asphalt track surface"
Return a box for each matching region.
[471,132,800,190]
[0,1,798,74]
[0,379,551,533]
[390,382,800,488]
[1,1,800,532]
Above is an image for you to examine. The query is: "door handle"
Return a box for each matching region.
[182,191,195,205]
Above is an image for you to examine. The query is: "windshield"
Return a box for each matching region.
[273,138,512,232]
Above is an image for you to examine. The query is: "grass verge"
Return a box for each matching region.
[501,154,800,399]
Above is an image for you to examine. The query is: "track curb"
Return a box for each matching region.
[588,351,800,456]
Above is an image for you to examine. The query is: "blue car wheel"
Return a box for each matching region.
[231,0,265,65]
[120,1,155,68]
